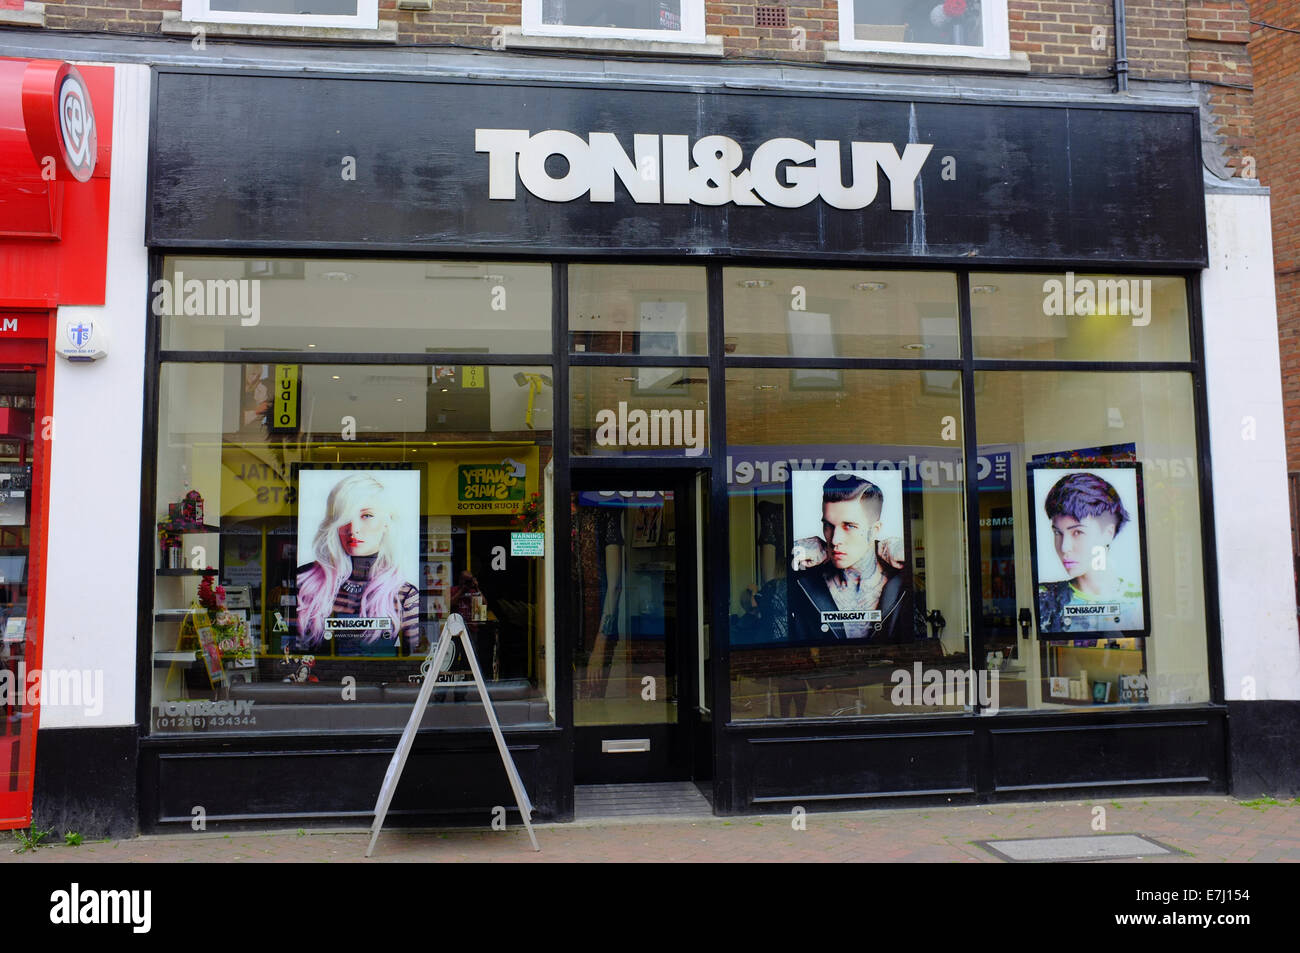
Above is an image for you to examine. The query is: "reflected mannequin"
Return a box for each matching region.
[581,504,625,697]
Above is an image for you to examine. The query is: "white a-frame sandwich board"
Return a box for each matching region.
[367,612,540,856]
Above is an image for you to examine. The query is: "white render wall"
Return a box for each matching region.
[40,64,151,728]
[1203,190,1300,701]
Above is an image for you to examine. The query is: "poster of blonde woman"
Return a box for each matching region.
[295,468,422,656]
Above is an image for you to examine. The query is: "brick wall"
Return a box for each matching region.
[1248,1,1300,469]
[26,1,1260,174]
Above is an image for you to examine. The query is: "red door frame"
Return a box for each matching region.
[0,309,53,828]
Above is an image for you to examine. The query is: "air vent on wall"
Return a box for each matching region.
[755,5,787,28]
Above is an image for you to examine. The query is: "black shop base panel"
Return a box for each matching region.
[29,703,1300,835]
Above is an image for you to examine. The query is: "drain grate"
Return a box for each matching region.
[974,834,1182,863]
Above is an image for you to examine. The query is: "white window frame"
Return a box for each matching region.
[837,0,1009,59]
[521,0,706,44]
[180,0,378,30]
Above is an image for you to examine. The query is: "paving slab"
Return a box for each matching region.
[2,795,1297,863]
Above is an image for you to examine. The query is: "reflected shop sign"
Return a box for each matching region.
[725,446,1011,492]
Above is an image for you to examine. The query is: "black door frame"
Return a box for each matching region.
[569,467,706,784]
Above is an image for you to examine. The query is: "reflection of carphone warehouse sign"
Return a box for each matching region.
[725,447,1011,490]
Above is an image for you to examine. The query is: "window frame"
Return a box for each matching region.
[520,0,707,44]
[179,0,379,31]
[836,0,1011,59]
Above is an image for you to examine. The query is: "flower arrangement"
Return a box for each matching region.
[212,609,253,665]
[197,570,226,612]
[180,489,205,526]
[512,492,544,532]
[195,570,253,665]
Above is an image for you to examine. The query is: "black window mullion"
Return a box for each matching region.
[957,272,988,724]
[157,351,550,365]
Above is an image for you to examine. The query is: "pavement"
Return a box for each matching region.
[3,794,1300,863]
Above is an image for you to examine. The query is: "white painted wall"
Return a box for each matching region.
[1203,190,1300,701]
[40,64,151,728]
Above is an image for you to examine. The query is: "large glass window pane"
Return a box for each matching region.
[573,488,680,726]
[209,0,357,13]
[569,265,707,356]
[151,362,555,734]
[974,371,1209,711]
[543,0,683,32]
[723,268,960,359]
[159,258,552,355]
[727,368,973,718]
[971,272,1190,362]
[853,0,984,48]
[571,366,709,457]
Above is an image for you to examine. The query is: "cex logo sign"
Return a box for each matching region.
[57,71,96,181]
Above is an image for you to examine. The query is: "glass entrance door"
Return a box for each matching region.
[572,473,701,783]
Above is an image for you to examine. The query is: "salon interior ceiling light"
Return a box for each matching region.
[737,279,773,288]
[853,281,888,292]
[319,271,356,282]
[971,284,998,294]
[754,384,778,390]
[331,375,341,380]
[424,263,505,282]
[902,343,933,350]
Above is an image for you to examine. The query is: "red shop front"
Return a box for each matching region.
[0,57,112,828]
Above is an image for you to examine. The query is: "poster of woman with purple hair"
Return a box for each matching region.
[295,468,422,656]
[1027,464,1150,638]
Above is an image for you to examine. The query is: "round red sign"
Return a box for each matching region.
[20,60,97,182]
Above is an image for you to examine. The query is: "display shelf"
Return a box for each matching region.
[156,567,220,577]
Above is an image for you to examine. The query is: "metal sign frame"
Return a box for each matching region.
[367,612,540,856]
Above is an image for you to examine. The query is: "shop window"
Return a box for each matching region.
[181,0,378,29]
[150,363,555,735]
[726,368,973,719]
[837,0,1010,58]
[158,258,551,355]
[571,366,709,458]
[569,265,708,356]
[522,0,705,42]
[970,273,1191,362]
[974,371,1210,710]
[723,268,960,360]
